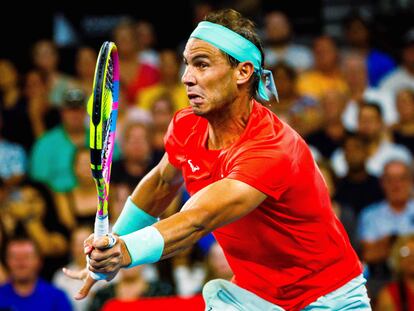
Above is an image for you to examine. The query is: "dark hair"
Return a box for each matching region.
[204,9,264,98]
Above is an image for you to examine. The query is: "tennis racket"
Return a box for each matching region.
[87,41,119,280]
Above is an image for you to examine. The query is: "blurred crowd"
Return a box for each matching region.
[1,5,414,311]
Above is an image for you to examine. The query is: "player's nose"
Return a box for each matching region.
[181,66,196,86]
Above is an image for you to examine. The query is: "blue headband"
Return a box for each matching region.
[190,21,278,102]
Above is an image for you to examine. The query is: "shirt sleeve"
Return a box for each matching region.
[226,150,292,201]
[164,110,190,169]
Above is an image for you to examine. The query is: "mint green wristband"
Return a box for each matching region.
[112,196,158,236]
[121,226,164,267]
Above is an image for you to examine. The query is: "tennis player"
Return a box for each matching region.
[66,9,371,310]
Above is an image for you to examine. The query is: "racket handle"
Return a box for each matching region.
[89,216,111,281]
[94,215,109,239]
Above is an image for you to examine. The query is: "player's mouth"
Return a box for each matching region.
[187,92,204,105]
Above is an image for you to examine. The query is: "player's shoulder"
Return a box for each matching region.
[165,107,205,147]
[173,107,198,123]
[170,107,201,133]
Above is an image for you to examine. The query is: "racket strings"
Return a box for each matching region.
[101,54,115,182]
[106,57,113,92]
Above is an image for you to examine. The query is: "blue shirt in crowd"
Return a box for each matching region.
[358,199,414,242]
[0,279,72,311]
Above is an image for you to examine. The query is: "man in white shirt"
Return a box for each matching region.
[331,103,412,177]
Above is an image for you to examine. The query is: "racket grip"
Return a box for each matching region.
[94,215,109,239]
[89,216,111,281]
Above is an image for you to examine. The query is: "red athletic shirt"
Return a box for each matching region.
[164,100,362,310]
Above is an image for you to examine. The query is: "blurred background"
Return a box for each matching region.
[1,0,414,310]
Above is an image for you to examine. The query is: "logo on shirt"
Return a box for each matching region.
[187,160,200,172]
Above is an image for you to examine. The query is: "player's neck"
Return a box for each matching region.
[207,97,252,150]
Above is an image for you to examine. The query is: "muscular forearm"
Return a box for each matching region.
[152,179,266,260]
[154,208,210,259]
[130,165,182,218]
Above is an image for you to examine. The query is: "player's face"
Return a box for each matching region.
[182,38,238,116]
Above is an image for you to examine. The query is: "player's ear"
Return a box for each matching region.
[235,61,255,86]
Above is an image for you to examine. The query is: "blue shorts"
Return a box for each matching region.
[202,274,371,310]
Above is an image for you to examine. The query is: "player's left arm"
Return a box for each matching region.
[155,177,266,259]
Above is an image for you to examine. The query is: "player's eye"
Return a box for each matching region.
[196,62,208,69]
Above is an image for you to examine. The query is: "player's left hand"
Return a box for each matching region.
[87,234,132,275]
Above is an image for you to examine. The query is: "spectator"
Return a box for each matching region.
[306,90,349,159]
[391,88,414,155]
[0,237,72,311]
[379,28,414,95]
[54,147,99,230]
[149,94,175,164]
[335,133,384,215]
[110,119,154,227]
[341,53,396,131]
[268,62,320,136]
[53,226,110,311]
[114,19,159,105]
[29,88,87,192]
[0,114,27,188]
[358,160,414,298]
[31,39,75,107]
[135,20,159,68]
[0,59,37,152]
[331,103,412,177]
[376,234,414,311]
[88,265,173,311]
[1,179,69,280]
[172,245,206,297]
[297,35,348,100]
[24,70,61,142]
[263,11,313,72]
[342,12,396,87]
[111,120,153,192]
[73,46,97,97]
[136,49,189,111]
